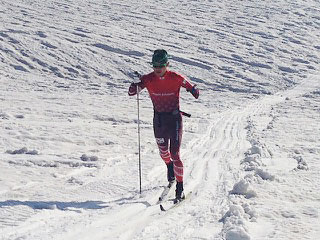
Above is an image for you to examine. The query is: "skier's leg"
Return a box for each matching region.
[170,113,183,183]
[169,113,184,200]
[154,113,175,183]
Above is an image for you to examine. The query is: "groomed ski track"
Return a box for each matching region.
[0,92,281,240]
[1,76,319,240]
[51,78,317,240]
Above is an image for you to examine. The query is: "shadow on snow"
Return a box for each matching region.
[0,200,108,211]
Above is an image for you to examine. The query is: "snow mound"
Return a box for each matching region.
[254,168,275,181]
[226,227,251,240]
[67,176,84,185]
[293,155,309,171]
[0,112,10,120]
[6,147,39,155]
[242,127,275,181]
[230,179,257,199]
[241,154,263,171]
[80,154,98,162]
[220,204,254,240]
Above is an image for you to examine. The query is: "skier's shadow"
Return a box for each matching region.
[0,200,108,212]
[103,185,164,208]
[0,186,164,211]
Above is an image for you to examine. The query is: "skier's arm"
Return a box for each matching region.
[128,81,144,96]
[182,78,199,99]
[187,84,199,99]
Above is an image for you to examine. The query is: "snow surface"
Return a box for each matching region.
[0,0,319,239]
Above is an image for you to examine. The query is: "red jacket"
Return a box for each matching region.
[128,70,198,112]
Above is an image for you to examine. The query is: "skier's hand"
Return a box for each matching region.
[128,82,138,96]
[190,85,199,99]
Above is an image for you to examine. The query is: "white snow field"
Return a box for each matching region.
[0,0,319,239]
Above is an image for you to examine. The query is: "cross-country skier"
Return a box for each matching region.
[128,49,199,201]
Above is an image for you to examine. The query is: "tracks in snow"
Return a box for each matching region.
[2,78,317,240]
[0,103,252,240]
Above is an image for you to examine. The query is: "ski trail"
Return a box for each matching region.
[1,77,317,240]
[129,102,252,239]
[132,77,319,240]
[185,111,247,193]
[246,74,319,116]
[8,104,251,240]
[184,109,250,239]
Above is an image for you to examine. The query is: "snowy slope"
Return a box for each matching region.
[0,0,319,239]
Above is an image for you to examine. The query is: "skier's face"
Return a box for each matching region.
[153,63,168,77]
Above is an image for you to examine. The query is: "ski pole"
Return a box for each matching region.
[137,86,142,194]
[133,71,142,194]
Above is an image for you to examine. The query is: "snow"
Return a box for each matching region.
[0,0,319,239]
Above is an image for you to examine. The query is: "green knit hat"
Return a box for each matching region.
[152,49,168,67]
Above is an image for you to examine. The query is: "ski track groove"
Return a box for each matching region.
[0,97,253,240]
[1,79,317,239]
[55,102,251,240]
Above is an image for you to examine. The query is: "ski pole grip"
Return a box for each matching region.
[134,71,142,78]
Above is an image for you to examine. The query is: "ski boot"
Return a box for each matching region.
[167,161,175,187]
[174,181,185,204]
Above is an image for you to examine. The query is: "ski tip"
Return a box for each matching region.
[160,204,166,211]
[167,182,174,188]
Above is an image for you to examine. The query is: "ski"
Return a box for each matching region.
[156,181,175,204]
[160,191,192,211]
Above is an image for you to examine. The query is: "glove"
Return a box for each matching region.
[190,85,199,99]
[128,82,138,96]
